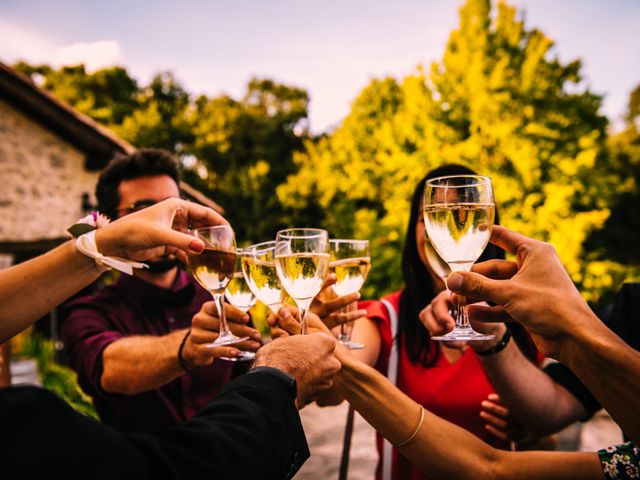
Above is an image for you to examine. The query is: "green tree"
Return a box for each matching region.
[114,71,193,151]
[183,78,310,243]
[584,84,640,301]
[14,62,138,126]
[279,0,617,303]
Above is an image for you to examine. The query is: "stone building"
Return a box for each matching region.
[0,61,221,263]
[0,61,221,383]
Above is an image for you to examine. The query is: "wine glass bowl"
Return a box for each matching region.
[241,241,286,314]
[423,175,495,342]
[275,229,329,335]
[329,239,370,350]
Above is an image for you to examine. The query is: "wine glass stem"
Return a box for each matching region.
[298,303,309,335]
[339,301,356,342]
[456,304,469,329]
[213,292,231,337]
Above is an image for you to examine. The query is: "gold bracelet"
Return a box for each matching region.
[393,405,425,448]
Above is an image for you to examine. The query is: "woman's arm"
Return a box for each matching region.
[315,315,381,406]
[0,241,100,342]
[334,348,603,480]
[0,198,224,342]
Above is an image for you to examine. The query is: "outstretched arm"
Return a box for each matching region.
[0,198,224,342]
[334,349,602,480]
[420,291,589,435]
[100,303,260,395]
[446,225,640,444]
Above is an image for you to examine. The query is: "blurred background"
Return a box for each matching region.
[0,0,637,475]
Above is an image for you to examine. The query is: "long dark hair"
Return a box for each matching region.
[398,164,505,366]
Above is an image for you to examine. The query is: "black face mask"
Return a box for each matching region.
[145,257,180,274]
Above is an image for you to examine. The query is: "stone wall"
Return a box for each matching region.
[0,98,99,242]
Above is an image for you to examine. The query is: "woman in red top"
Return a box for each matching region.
[347,164,539,480]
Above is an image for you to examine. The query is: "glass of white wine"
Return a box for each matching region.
[241,241,286,315]
[223,248,257,361]
[329,239,371,350]
[187,225,249,347]
[423,175,495,341]
[275,229,329,335]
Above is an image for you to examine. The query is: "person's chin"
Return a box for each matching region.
[145,257,180,274]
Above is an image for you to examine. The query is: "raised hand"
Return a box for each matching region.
[253,332,341,408]
[95,198,227,263]
[182,301,262,368]
[446,225,599,358]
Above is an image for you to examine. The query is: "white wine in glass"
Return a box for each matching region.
[187,225,249,347]
[423,237,451,281]
[241,241,286,314]
[329,239,370,350]
[223,248,257,362]
[275,229,329,335]
[423,175,495,341]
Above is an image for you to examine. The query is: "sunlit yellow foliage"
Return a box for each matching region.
[279,0,629,304]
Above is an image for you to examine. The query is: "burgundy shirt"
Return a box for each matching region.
[60,269,233,433]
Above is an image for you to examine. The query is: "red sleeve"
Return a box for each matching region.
[358,297,394,375]
[60,300,122,398]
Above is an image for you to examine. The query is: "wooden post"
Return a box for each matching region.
[0,341,10,387]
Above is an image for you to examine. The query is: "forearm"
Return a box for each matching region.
[561,320,640,444]
[335,352,601,479]
[101,330,188,394]
[335,350,497,479]
[479,341,586,434]
[0,242,100,342]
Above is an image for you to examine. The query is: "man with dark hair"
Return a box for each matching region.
[61,148,261,433]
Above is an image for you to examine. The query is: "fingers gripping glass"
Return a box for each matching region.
[275,229,329,335]
[423,175,495,342]
[187,226,249,347]
[329,239,370,350]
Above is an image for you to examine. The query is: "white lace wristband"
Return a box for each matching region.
[75,230,148,275]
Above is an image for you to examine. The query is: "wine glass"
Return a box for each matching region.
[187,225,249,346]
[223,248,258,361]
[423,175,495,341]
[241,241,287,315]
[329,239,371,350]
[275,229,329,335]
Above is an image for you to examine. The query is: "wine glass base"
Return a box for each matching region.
[206,334,249,347]
[340,340,365,350]
[221,351,256,362]
[431,329,495,342]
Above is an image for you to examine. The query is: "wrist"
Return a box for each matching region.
[475,328,512,357]
[178,330,194,372]
[248,366,297,402]
[471,324,508,353]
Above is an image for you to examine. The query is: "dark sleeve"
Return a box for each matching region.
[0,371,308,480]
[544,362,601,417]
[127,369,309,480]
[0,386,147,480]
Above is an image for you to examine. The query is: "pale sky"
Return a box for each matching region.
[1,0,638,132]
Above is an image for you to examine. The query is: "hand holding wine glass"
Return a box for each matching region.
[423,175,495,341]
[275,229,329,335]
